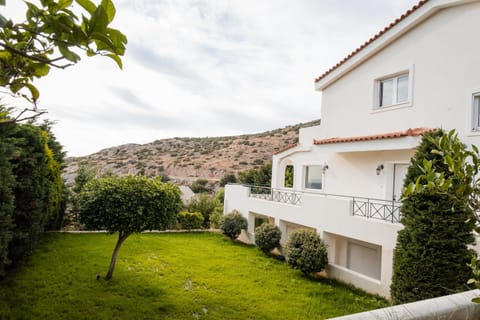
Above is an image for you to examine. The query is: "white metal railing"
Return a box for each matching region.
[238,184,401,224]
[247,185,302,205]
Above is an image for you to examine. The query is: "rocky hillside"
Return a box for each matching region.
[64,119,320,185]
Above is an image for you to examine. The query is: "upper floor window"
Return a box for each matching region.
[377,73,409,108]
[304,165,323,190]
[472,94,480,131]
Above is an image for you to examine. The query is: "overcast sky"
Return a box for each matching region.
[4,0,420,157]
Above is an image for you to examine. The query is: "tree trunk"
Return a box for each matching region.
[105,232,130,280]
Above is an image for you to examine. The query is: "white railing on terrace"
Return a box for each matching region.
[236,184,402,224]
[248,185,302,205]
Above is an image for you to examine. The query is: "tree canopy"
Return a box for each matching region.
[0,0,127,120]
[238,162,272,186]
[77,176,182,279]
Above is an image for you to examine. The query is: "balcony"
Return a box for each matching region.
[242,184,401,224]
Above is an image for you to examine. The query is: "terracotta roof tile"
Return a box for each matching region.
[313,127,435,145]
[273,143,298,155]
[314,0,429,83]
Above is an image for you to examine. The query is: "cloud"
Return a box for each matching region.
[127,43,198,80]
[108,86,153,110]
[3,0,421,156]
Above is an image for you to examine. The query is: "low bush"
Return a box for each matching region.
[178,211,204,230]
[220,210,247,240]
[255,223,281,254]
[284,229,328,275]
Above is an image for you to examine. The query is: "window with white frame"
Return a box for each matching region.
[472,93,480,131]
[304,165,323,190]
[377,73,409,108]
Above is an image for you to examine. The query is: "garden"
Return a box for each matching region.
[0,232,387,319]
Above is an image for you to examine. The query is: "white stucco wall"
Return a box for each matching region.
[317,2,480,146]
[273,146,414,200]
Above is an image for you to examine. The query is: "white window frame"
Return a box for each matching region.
[372,67,414,112]
[303,165,324,191]
[471,93,480,132]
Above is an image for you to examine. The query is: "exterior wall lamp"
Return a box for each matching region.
[323,164,329,174]
[376,164,384,175]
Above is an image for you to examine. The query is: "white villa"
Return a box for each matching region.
[223,0,480,298]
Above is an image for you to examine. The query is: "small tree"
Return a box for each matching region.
[284,229,328,275]
[254,223,281,254]
[220,210,247,240]
[391,129,478,304]
[77,176,182,280]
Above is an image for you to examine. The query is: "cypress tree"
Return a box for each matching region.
[390,129,477,304]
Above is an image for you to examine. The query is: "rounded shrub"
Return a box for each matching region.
[220,210,247,240]
[254,223,281,254]
[178,211,204,230]
[284,229,328,275]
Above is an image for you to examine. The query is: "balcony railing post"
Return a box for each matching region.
[367,198,370,219]
[352,197,355,216]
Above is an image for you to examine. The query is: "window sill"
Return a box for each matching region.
[466,130,480,137]
[370,102,412,114]
[303,188,324,193]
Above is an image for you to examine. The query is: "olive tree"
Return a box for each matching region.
[77,176,182,280]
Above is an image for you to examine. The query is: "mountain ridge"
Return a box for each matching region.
[63,119,320,185]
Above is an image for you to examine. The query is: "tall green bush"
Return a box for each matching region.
[209,206,224,229]
[0,109,65,275]
[41,127,67,231]
[284,229,328,275]
[8,124,53,264]
[391,129,478,304]
[188,194,221,228]
[0,121,14,276]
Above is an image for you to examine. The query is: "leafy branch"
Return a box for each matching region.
[0,0,127,121]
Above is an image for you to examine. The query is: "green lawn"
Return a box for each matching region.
[0,232,388,319]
